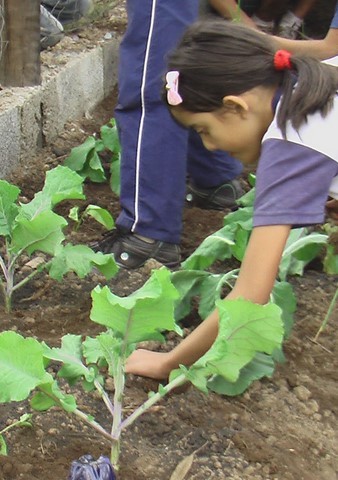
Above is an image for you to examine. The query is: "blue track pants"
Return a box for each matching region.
[115,0,242,244]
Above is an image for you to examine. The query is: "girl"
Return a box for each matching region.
[125,19,338,380]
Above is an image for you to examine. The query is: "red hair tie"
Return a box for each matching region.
[274,49,292,71]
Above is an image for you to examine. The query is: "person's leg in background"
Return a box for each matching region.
[40,0,93,49]
[278,0,318,38]
[42,0,93,24]
[94,0,243,269]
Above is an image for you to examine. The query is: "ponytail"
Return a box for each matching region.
[277,56,338,136]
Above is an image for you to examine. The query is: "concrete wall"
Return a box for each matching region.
[0,38,119,178]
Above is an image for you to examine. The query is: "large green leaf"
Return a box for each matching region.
[176,299,284,393]
[11,210,67,255]
[19,166,85,219]
[207,352,275,396]
[0,331,49,402]
[90,268,181,344]
[0,180,20,236]
[49,244,118,281]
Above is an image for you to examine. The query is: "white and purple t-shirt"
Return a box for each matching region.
[253,91,338,228]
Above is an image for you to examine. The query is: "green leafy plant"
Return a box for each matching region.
[182,186,331,276]
[64,119,121,196]
[0,166,118,311]
[0,414,32,456]
[0,267,284,473]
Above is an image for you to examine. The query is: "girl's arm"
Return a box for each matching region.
[125,224,291,380]
[272,28,338,61]
[209,0,258,28]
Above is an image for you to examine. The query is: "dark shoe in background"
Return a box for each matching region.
[185,179,244,211]
[91,228,181,270]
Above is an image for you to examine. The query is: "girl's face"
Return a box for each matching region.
[171,89,275,165]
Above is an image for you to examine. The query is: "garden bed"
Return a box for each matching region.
[0,88,337,480]
[1,1,338,479]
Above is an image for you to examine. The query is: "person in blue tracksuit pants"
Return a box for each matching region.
[94,0,243,269]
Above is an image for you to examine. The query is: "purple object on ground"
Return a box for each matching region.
[68,455,116,480]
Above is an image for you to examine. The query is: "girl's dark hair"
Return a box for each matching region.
[166,19,338,136]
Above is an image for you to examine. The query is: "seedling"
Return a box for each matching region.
[313,287,338,342]
[0,414,32,456]
[0,166,118,311]
[64,119,121,196]
[0,267,284,475]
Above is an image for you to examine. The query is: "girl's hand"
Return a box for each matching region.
[125,349,173,380]
[326,198,338,223]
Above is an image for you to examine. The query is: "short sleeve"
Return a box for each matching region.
[253,139,338,228]
[331,2,338,28]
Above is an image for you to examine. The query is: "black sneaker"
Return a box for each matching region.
[185,179,244,211]
[91,228,181,270]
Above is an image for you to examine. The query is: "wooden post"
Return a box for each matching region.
[0,0,41,87]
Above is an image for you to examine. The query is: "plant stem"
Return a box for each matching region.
[0,255,8,281]
[120,373,187,432]
[94,379,114,416]
[110,356,124,469]
[37,385,114,444]
[11,261,50,293]
[72,408,115,443]
[313,288,338,342]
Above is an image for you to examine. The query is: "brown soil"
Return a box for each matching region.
[1,2,338,480]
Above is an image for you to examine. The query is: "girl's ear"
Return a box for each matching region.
[222,95,249,115]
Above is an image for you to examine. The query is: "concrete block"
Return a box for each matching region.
[0,40,120,178]
[0,105,21,177]
[20,88,44,158]
[42,47,105,143]
[103,37,120,97]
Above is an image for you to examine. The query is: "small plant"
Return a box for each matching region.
[0,414,32,455]
[0,267,284,476]
[64,119,121,196]
[0,166,118,311]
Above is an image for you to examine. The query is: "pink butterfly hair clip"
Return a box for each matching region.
[165,71,183,106]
